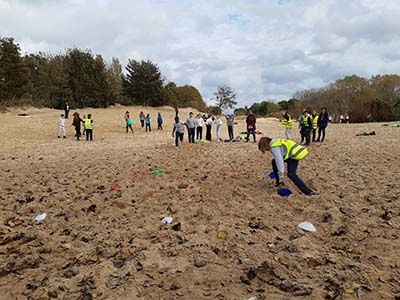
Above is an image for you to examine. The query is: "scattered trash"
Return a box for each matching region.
[356,131,376,136]
[298,221,317,232]
[261,172,268,177]
[111,184,121,190]
[161,216,173,224]
[278,188,292,197]
[153,168,165,174]
[35,213,47,222]
[269,171,276,179]
[172,222,181,231]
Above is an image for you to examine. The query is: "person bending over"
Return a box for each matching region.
[258,137,315,196]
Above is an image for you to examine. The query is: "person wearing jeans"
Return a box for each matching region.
[185,112,196,143]
[316,107,329,142]
[172,116,185,147]
[258,137,315,196]
[246,110,257,143]
[196,114,204,140]
[225,114,234,140]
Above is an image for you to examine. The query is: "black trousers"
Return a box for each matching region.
[272,159,313,195]
[317,127,326,142]
[86,129,93,141]
[158,123,162,130]
[246,129,256,142]
[304,128,311,145]
[206,125,212,141]
[126,124,133,133]
[146,124,151,132]
[228,126,234,140]
[175,132,184,147]
[196,126,203,140]
[75,127,81,140]
[65,110,69,119]
[140,120,144,128]
[188,128,195,143]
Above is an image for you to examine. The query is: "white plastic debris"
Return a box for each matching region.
[35,213,47,222]
[161,216,173,224]
[298,221,316,232]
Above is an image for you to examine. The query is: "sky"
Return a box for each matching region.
[1,0,400,107]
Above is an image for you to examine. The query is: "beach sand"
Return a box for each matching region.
[0,105,399,299]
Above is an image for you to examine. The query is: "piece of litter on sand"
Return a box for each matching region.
[111,184,121,190]
[17,113,30,117]
[392,124,400,128]
[35,213,47,222]
[355,131,376,136]
[269,171,276,179]
[278,187,292,196]
[298,221,316,232]
[261,172,268,177]
[161,217,173,224]
[153,168,165,174]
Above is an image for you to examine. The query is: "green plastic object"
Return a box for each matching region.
[153,168,165,174]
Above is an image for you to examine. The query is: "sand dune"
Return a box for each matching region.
[0,106,399,299]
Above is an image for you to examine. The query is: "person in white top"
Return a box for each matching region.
[196,114,204,140]
[215,116,223,141]
[58,114,66,138]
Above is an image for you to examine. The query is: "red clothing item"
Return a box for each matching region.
[246,114,256,130]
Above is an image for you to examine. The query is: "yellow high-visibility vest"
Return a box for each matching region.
[313,115,319,129]
[271,139,308,160]
[282,116,293,129]
[84,118,93,130]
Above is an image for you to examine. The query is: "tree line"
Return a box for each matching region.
[0,37,207,111]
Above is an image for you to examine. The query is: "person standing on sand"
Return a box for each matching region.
[157,113,163,130]
[316,107,329,143]
[196,114,204,140]
[302,111,313,146]
[246,110,257,143]
[206,114,213,141]
[58,114,66,138]
[312,110,319,142]
[281,111,293,140]
[258,137,315,196]
[172,116,185,147]
[84,114,94,141]
[215,115,223,142]
[64,102,70,119]
[125,111,133,133]
[299,110,306,144]
[145,114,151,132]
[71,112,84,141]
[139,111,145,128]
[185,112,196,143]
[225,114,235,140]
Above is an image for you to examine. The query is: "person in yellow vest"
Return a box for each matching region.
[302,111,313,146]
[258,137,315,196]
[281,111,293,140]
[312,110,319,142]
[84,114,93,141]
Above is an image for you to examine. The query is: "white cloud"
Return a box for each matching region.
[1,0,400,106]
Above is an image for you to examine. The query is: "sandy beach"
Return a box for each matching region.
[0,105,399,300]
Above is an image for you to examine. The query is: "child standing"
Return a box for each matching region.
[172,116,185,147]
[58,114,66,138]
[215,116,223,142]
[157,113,163,130]
[84,114,94,141]
[281,111,293,140]
[145,114,151,132]
[139,111,145,128]
[125,111,133,133]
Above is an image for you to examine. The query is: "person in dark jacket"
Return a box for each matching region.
[316,107,329,142]
[246,111,257,143]
[64,102,70,119]
[71,112,84,141]
[302,111,313,146]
